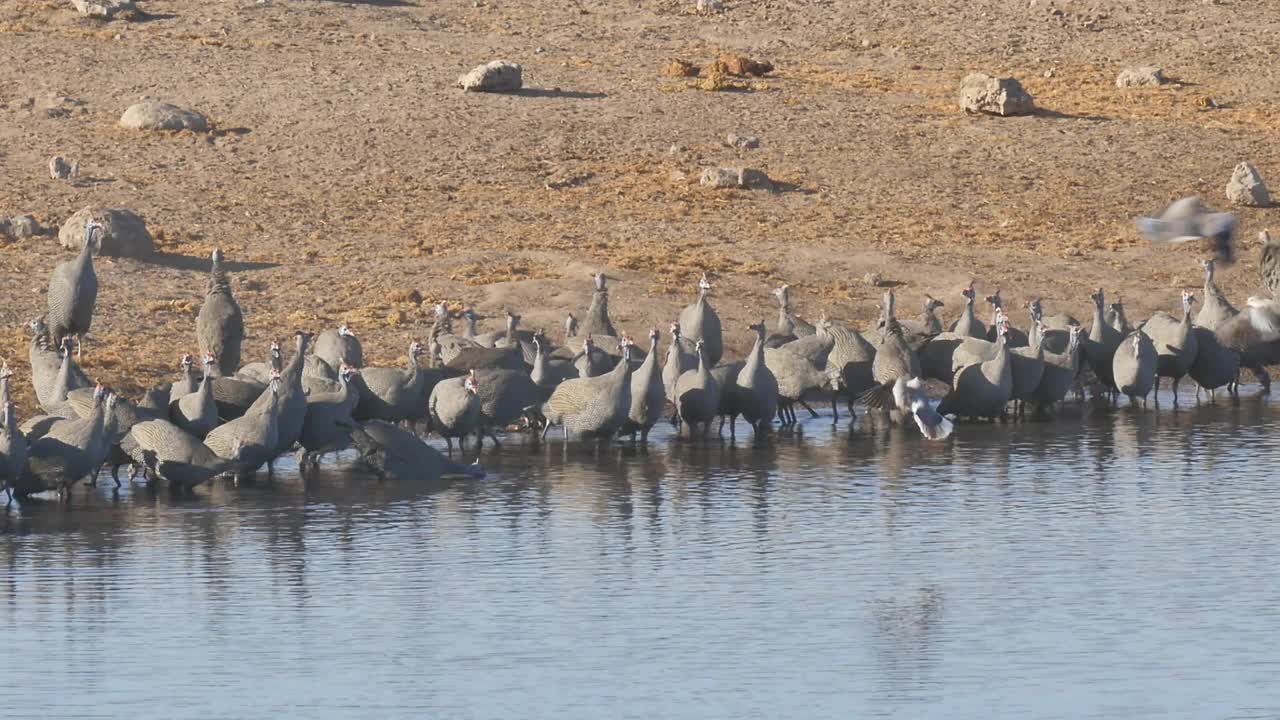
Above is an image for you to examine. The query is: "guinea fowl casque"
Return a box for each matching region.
[196,248,245,377]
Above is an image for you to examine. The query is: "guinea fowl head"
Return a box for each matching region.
[961,281,976,303]
[698,273,712,295]
[748,319,767,336]
[409,340,424,357]
[1181,290,1196,311]
[648,327,660,343]
[1027,298,1043,322]
[985,288,1003,309]
[464,370,479,395]
[84,219,103,252]
[338,325,356,339]
[1090,288,1105,308]
[0,362,10,380]
[211,248,224,264]
[925,295,945,313]
[180,353,193,369]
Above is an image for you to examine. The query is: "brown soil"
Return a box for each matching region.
[2,0,1279,415]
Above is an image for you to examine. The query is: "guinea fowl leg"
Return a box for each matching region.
[799,398,819,419]
[831,395,839,423]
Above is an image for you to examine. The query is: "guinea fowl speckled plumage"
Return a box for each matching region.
[1112,332,1158,406]
[1031,326,1083,411]
[122,418,233,491]
[765,341,832,425]
[354,340,437,424]
[298,364,359,468]
[863,290,922,411]
[662,323,697,405]
[1196,258,1237,331]
[673,339,720,437]
[1188,325,1240,400]
[19,388,116,499]
[170,354,220,438]
[196,248,245,377]
[1083,288,1123,394]
[938,320,1013,420]
[429,370,483,452]
[678,274,723,367]
[1139,291,1199,401]
[46,219,100,354]
[948,281,986,339]
[41,338,94,417]
[580,272,619,340]
[1,399,27,504]
[314,325,363,372]
[542,339,636,440]
[823,318,877,414]
[620,328,665,442]
[28,318,84,410]
[351,420,485,482]
[203,374,282,479]
[733,321,779,435]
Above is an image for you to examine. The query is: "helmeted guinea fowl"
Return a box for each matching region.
[122,418,234,491]
[350,420,485,482]
[432,305,483,365]
[314,325,363,371]
[1031,325,1084,412]
[1213,296,1280,395]
[471,367,544,445]
[573,335,615,379]
[1139,290,1199,403]
[1027,299,1073,354]
[298,363,359,469]
[1,365,29,504]
[823,317,877,415]
[210,343,272,420]
[1135,195,1237,266]
[1111,332,1157,407]
[42,337,94,416]
[1260,230,1280,297]
[938,319,1013,420]
[170,354,219,438]
[1008,319,1046,417]
[20,387,117,499]
[862,290,922,412]
[531,332,572,400]
[203,372,282,480]
[662,323,698,406]
[564,313,579,343]
[765,342,833,425]
[236,340,282,385]
[899,295,945,350]
[581,272,619,340]
[1083,288,1124,396]
[355,339,437,425]
[429,369,483,453]
[1196,257,1237,331]
[67,384,157,486]
[171,354,199,399]
[673,339,720,437]
[983,289,1028,348]
[542,338,636,440]
[47,219,100,355]
[1188,325,1240,401]
[1108,297,1134,336]
[732,321,779,436]
[28,318,89,410]
[768,284,815,346]
[620,328,665,442]
[678,274,723,366]
[196,248,245,377]
[948,281,986,338]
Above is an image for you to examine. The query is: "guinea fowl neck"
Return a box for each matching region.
[208,254,231,296]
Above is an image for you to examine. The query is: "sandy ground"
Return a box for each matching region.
[2,0,1279,413]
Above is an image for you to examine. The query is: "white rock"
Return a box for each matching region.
[59,207,154,257]
[120,101,209,132]
[457,61,523,93]
[696,0,724,13]
[958,73,1035,116]
[0,215,43,240]
[1116,66,1166,88]
[725,132,760,149]
[1226,162,1271,208]
[700,167,740,189]
[71,0,135,18]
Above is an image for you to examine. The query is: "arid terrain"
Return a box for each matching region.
[2,0,1279,411]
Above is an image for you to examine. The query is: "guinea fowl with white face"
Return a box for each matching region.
[678,274,723,367]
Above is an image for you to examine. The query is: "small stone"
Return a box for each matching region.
[1116,66,1166,88]
[726,132,760,149]
[48,156,79,179]
[739,168,774,191]
[958,73,1036,116]
[59,206,154,257]
[700,167,740,189]
[1043,68,1055,78]
[1226,162,1271,208]
[861,37,873,48]
[70,0,136,19]
[457,60,523,93]
[120,101,209,132]
[696,0,724,13]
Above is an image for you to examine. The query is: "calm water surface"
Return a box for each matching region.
[4,392,1280,719]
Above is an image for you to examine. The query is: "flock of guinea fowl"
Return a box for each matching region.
[2,195,1279,505]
